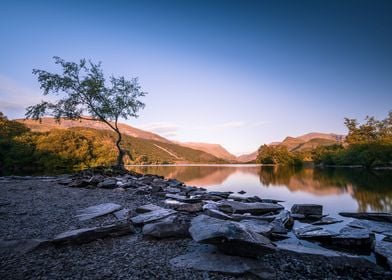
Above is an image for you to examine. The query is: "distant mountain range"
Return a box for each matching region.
[242,132,345,162]
[16,118,345,163]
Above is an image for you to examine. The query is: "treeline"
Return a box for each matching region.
[256,111,392,168]
[0,113,223,175]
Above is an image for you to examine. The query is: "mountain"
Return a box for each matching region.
[296,132,344,143]
[281,132,344,152]
[17,118,171,143]
[178,142,236,161]
[236,151,258,163]
[238,132,345,162]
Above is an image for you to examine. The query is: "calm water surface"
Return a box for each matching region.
[127,164,392,216]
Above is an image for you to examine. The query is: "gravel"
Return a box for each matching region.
[0,177,390,279]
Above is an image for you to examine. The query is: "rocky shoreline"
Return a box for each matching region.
[0,170,391,279]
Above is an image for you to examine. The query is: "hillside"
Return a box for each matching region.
[178,142,236,161]
[16,118,227,164]
[17,118,171,143]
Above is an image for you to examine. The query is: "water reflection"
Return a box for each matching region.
[127,165,392,213]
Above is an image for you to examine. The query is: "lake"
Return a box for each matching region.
[127,164,392,216]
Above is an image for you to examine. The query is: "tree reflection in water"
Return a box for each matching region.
[128,165,392,212]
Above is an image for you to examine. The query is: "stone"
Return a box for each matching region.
[312,217,343,225]
[239,219,273,236]
[339,212,392,223]
[189,215,277,258]
[52,223,134,245]
[75,203,122,221]
[374,240,392,269]
[205,208,234,220]
[207,191,232,198]
[131,208,177,225]
[270,210,294,231]
[0,239,47,255]
[231,213,276,222]
[97,179,118,189]
[218,200,284,215]
[331,226,374,253]
[277,243,341,257]
[168,179,183,188]
[142,215,190,238]
[165,199,203,213]
[291,204,323,216]
[347,219,392,234]
[238,190,246,194]
[294,225,337,240]
[165,194,202,203]
[165,187,182,194]
[135,203,163,213]
[170,251,276,277]
[113,208,130,221]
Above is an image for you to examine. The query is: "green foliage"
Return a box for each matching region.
[256,145,303,166]
[314,111,392,168]
[0,112,225,175]
[26,56,147,169]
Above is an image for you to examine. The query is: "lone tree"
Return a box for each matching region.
[26,56,147,170]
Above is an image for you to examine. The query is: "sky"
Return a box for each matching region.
[0,0,391,155]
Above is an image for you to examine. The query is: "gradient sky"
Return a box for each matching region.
[0,0,391,155]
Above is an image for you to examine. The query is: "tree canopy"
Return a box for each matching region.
[26,56,147,169]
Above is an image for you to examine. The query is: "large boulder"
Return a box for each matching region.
[189,215,277,258]
[75,203,123,221]
[218,200,284,215]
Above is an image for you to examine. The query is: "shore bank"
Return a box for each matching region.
[0,172,391,279]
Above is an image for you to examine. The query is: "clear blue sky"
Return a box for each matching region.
[1,0,391,155]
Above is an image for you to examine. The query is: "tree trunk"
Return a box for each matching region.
[114,129,125,170]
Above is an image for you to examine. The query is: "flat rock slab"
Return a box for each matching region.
[277,243,341,257]
[294,225,337,240]
[165,199,203,213]
[170,251,276,277]
[113,208,131,221]
[204,208,234,220]
[131,208,177,225]
[142,215,190,238]
[165,194,202,203]
[312,217,343,225]
[189,214,277,258]
[348,219,392,234]
[331,226,374,252]
[136,203,164,213]
[218,200,284,215]
[52,223,134,245]
[339,212,392,223]
[374,240,392,269]
[75,203,123,221]
[239,219,273,236]
[291,204,323,216]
